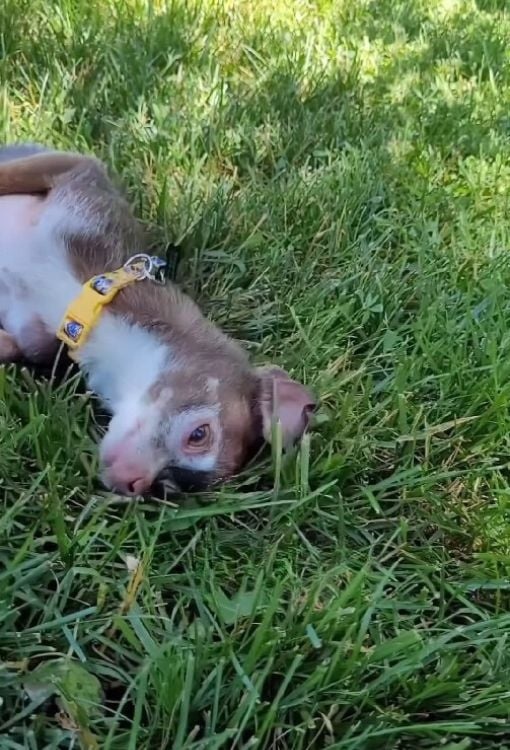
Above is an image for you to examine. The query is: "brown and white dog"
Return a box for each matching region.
[0,144,315,495]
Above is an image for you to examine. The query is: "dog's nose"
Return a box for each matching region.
[102,461,153,496]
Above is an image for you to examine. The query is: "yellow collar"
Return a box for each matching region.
[57,254,166,361]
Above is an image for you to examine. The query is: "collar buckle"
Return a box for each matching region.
[124,254,167,284]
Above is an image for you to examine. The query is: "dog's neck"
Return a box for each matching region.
[73,280,249,413]
[69,280,200,409]
[76,313,172,411]
[107,279,248,365]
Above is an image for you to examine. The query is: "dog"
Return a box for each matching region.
[0,144,315,495]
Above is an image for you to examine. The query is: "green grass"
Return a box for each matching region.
[3,0,510,746]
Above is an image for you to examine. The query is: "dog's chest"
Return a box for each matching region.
[0,194,81,344]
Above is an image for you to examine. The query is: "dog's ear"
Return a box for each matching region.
[256,366,316,448]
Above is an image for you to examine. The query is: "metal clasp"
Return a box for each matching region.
[123,253,167,284]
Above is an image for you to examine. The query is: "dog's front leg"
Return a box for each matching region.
[0,150,104,195]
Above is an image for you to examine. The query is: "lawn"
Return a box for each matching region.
[3,0,510,747]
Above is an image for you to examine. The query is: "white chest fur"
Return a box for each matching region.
[0,194,81,337]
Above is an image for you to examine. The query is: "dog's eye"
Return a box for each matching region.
[187,424,210,448]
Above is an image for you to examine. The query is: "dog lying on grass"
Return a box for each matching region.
[0,145,315,495]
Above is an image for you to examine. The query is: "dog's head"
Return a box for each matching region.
[100,342,315,496]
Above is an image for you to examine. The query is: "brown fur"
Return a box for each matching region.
[0,151,94,195]
[0,330,21,360]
